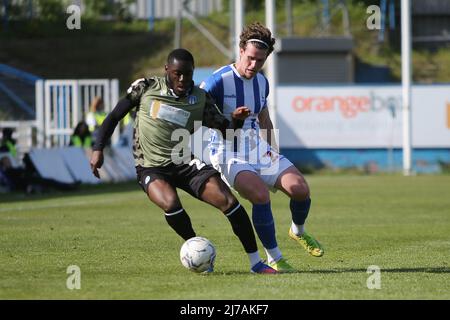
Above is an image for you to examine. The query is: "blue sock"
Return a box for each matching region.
[252,202,277,250]
[290,198,311,225]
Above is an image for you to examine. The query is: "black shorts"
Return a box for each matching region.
[136,160,220,199]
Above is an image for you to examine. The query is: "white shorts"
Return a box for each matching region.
[210,150,294,190]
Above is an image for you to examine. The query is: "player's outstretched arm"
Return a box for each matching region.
[90,97,134,178]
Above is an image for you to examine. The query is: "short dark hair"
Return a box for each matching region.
[167,48,195,66]
[2,128,13,139]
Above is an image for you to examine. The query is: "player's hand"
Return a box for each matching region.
[90,150,104,179]
[264,149,279,162]
[231,107,251,120]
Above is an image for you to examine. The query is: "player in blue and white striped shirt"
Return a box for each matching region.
[201,23,324,272]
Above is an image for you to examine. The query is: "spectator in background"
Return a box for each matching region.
[86,96,134,148]
[0,128,17,158]
[86,96,107,145]
[70,121,92,149]
[86,97,106,132]
[117,109,136,148]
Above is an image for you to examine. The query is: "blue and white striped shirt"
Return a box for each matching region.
[201,64,269,155]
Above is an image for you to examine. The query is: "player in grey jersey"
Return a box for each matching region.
[89,48,276,274]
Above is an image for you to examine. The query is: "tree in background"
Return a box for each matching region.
[0,0,134,22]
[37,0,64,21]
[83,0,134,21]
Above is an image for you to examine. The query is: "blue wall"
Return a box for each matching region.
[281,148,450,173]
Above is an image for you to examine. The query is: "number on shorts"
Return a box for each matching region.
[189,159,206,171]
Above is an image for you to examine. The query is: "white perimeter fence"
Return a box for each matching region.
[0,79,119,156]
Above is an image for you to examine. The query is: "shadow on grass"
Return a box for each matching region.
[215,267,450,276]
[293,267,450,274]
[0,181,139,205]
[214,270,304,276]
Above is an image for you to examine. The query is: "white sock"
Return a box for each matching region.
[291,222,305,236]
[248,251,262,268]
[264,247,282,264]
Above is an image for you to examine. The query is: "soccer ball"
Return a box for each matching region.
[180,237,216,273]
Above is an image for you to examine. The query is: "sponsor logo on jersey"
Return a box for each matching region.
[188,95,198,104]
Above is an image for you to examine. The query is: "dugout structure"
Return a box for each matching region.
[277,37,354,84]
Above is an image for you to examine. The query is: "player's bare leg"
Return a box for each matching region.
[199,175,235,212]
[275,166,310,201]
[234,171,270,204]
[146,179,181,211]
[146,179,195,240]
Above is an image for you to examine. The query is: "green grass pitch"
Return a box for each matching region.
[1,175,449,299]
